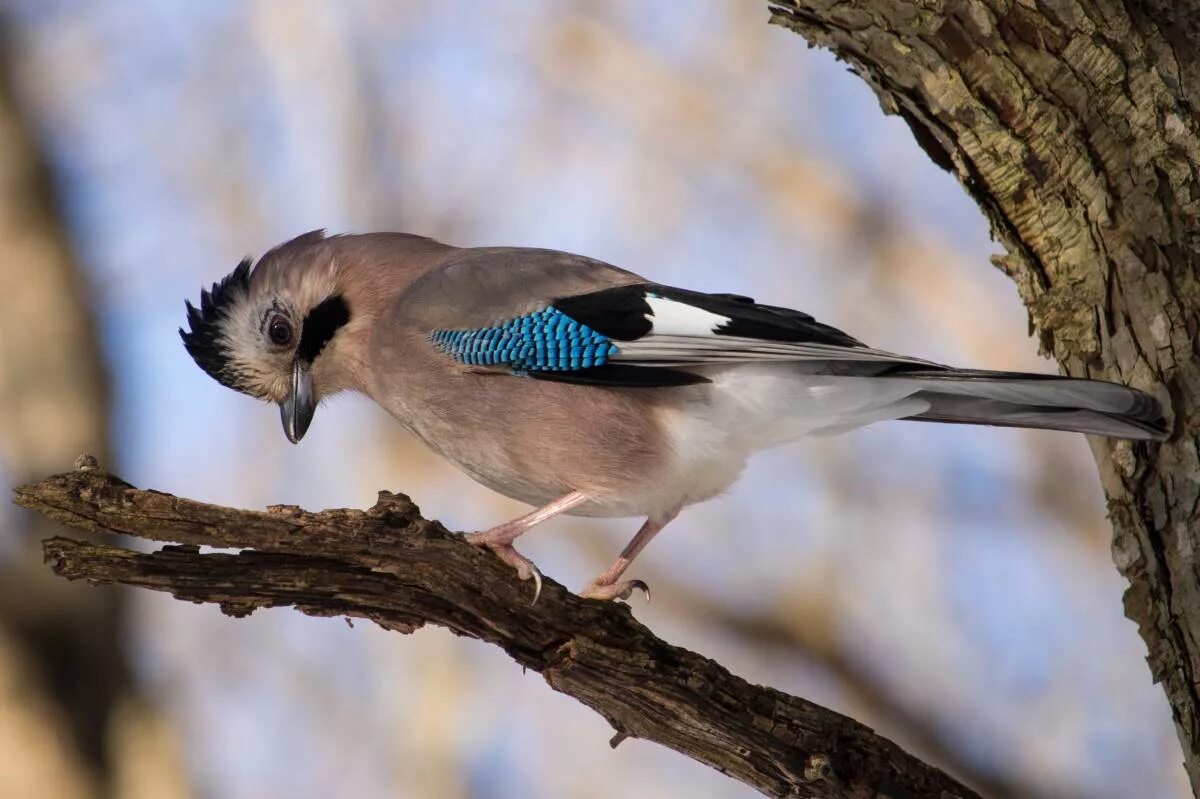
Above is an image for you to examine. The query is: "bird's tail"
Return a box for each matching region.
[891,369,1167,440]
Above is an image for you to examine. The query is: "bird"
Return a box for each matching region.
[181,230,1168,602]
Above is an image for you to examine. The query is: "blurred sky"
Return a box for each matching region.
[3,2,1187,798]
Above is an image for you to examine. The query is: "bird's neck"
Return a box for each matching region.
[313,243,454,398]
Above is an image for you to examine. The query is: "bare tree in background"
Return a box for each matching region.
[0,19,186,799]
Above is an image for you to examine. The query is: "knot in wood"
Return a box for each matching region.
[803,753,833,783]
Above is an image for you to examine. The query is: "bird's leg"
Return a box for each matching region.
[465,490,589,603]
[581,507,680,602]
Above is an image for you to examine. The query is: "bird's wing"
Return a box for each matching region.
[406,260,941,387]
[395,247,700,387]
[397,260,1167,439]
[553,284,940,368]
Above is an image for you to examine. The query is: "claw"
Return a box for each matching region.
[582,511,676,603]
[466,535,545,604]
[530,568,543,604]
[516,560,543,604]
[461,492,589,605]
[580,578,651,602]
[505,552,543,604]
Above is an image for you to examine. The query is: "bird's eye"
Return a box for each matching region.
[267,316,293,347]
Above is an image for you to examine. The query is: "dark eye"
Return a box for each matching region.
[268,316,293,347]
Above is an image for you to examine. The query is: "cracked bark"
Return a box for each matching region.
[766,0,1200,792]
[15,467,979,799]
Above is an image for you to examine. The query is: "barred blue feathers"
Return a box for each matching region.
[431,307,620,372]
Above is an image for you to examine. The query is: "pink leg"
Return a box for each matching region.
[581,507,680,601]
[465,491,589,603]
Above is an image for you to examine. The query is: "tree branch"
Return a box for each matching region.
[13,465,978,799]
[647,578,1071,799]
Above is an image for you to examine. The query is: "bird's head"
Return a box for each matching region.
[180,230,352,444]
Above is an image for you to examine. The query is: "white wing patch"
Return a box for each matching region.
[614,288,944,371]
[645,294,730,335]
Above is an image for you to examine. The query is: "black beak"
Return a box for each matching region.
[280,361,315,443]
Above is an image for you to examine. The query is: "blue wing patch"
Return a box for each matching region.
[430,307,620,371]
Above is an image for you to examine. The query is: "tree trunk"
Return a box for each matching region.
[767,0,1200,790]
[0,19,121,798]
[0,18,185,799]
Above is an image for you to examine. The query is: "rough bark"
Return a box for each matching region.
[766,0,1200,791]
[15,466,981,799]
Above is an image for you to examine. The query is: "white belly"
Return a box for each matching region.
[564,365,931,520]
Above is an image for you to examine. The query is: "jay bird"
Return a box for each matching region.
[182,231,1167,601]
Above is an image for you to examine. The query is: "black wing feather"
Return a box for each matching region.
[525,283,871,388]
[553,283,863,347]
[552,285,655,340]
[524,364,710,387]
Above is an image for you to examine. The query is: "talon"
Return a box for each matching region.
[530,568,543,605]
[466,533,545,603]
[506,551,544,599]
[506,556,543,603]
[580,578,649,602]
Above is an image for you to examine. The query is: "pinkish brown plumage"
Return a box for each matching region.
[183,230,1167,601]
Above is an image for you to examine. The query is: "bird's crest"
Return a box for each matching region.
[179,258,255,394]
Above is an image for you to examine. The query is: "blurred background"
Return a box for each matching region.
[0,2,1186,798]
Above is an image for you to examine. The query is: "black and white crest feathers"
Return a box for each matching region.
[180,258,254,393]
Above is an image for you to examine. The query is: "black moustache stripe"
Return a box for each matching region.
[298,295,351,363]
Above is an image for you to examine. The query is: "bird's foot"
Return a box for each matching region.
[465,532,544,604]
[463,492,592,605]
[580,577,650,602]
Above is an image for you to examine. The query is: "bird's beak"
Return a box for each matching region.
[280,361,315,444]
